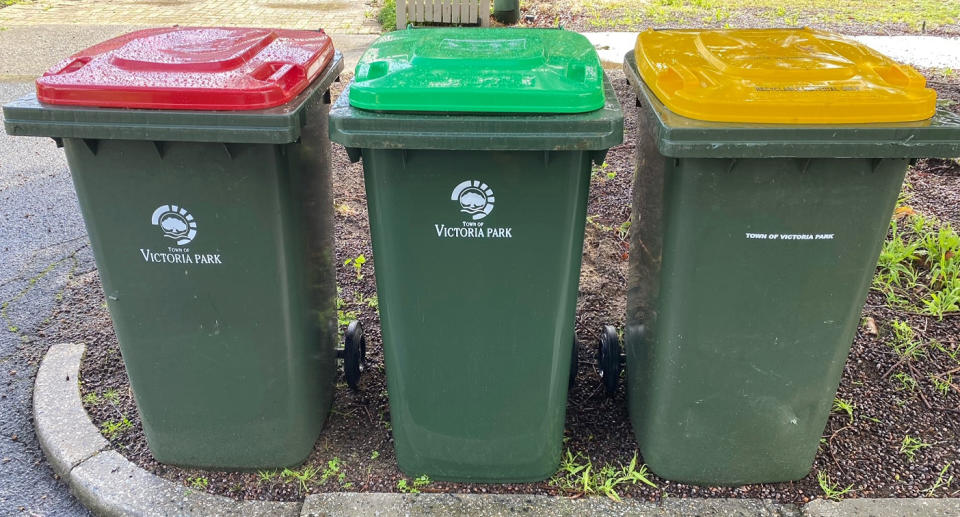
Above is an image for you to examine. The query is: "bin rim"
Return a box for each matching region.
[328,72,624,153]
[623,51,960,159]
[2,52,344,145]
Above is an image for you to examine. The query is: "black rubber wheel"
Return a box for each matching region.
[597,325,621,396]
[344,320,366,390]
[568,340,579,390]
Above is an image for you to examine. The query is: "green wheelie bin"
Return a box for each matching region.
[595,28,960,485]
[2,27,364,469]
[329,28,623,482]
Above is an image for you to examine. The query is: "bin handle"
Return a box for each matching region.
[251,62,307,95]
[47,56,92,76]
[655,64,698,95]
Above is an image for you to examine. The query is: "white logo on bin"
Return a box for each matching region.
[451,180,494,220]
[151,204,197,245]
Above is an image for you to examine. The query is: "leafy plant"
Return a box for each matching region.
[397,475,430,493]
[257,470,278,483]
[831,398,855,423]
[377,0,396,31]
[371,450,380,460]
[899,434,932,461]
[336,287,358,331]
[320,457,346,485]
[550,450,656,501]
[281,466,320,493]
[344,254,367,281]
[817,471,853,501]
[82,393,100,406]
[592,161,610,178]
[188,476,209,490]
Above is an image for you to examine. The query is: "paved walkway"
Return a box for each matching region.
[0,0,380,33]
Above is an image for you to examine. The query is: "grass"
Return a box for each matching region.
[873,212,960,320]
[550,450,656,501]
[579,0,959,31]
[100,417,132,439]
[887,319,928,360]
[831,397,855,423]
[927,463,954,497]
[899,435,933,461]
[281,466,321,493]
[893,371,918,392]
[103,389,120,405]
[816,470,853,500]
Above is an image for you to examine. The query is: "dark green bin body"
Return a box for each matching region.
[330,78,622,482]
[3,55,344,469]
[623,51,960,485]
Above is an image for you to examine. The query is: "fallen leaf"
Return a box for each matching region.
[863,317,878,337]
[894,206,916,219]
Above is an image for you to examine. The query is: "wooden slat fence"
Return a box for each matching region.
[396,0,490,28]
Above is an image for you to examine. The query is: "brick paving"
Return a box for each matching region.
[0,0,381,33]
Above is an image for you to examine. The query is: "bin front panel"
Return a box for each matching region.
[626,120,907,484]
[63,102,337,468]
[362,148,591,482]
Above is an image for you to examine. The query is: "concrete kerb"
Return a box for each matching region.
[34,343,960,517]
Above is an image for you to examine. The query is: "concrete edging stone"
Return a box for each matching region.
[34,343,959,517]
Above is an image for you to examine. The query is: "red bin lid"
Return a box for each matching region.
[36,27,335,110]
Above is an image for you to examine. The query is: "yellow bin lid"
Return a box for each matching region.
[633,28,937,124]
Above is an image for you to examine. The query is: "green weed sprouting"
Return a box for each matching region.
[873,212,960,319]
[550,450,656,501]
[899,435,933,462]
[100,417,132,439]
[397,475,430,494]
[281,466,321,493]
[888,320,927,360]
[831,398,855,423]
[817,471,853,501]
[893,372,918,391]
[344,254,366,281]
[926,462,954,496]
[188,476,209,490]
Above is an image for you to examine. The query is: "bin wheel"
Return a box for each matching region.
[597,325,621,396]
[569,339,579,391]
[344,320,366,390]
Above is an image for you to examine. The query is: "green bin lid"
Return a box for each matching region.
[349,28,605,114]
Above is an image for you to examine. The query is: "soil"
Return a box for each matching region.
[44,69,960,503]
[519,1,960,36]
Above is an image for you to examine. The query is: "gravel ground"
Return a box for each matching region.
[44,69,960,503]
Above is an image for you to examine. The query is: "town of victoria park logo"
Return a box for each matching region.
[151,204,197,245]
[433,180,512,240]
[451,180,494,220]
[139,204,222,265]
